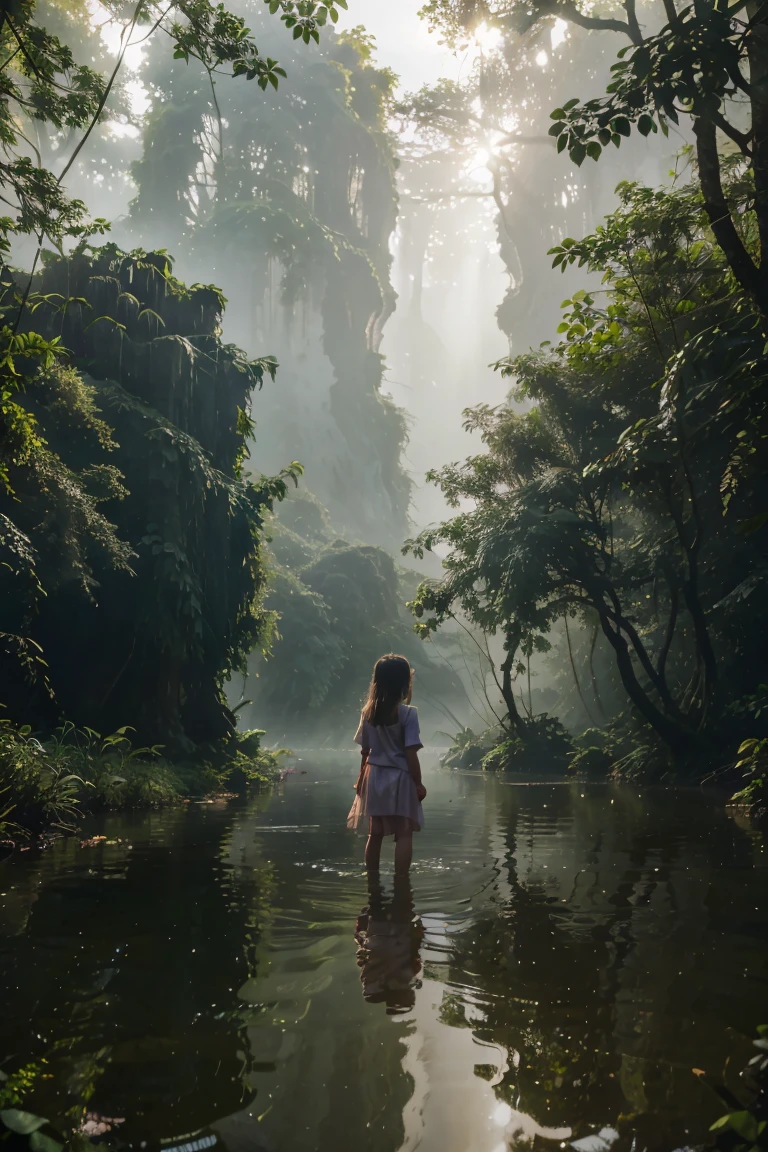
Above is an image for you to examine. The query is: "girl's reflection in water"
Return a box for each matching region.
[354,875,424,1014]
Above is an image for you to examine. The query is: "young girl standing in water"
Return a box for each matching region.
[347,654,426,874]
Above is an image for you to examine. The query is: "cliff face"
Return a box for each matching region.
[128,25,409,547]
[1,246,283,749]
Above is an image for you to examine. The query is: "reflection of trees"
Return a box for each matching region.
[438,786,766,1148]
[0,803,275,1147]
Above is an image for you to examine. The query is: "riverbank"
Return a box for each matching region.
[0,721,284,845]
[441,719,768,820]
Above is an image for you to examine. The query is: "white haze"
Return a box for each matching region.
[35,0,685,543]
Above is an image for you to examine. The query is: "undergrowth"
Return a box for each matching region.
[441,716,572,775]
[0,720,283,841]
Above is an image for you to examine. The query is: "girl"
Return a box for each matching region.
[347,653,426,874]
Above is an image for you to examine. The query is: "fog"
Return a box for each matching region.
[13,0,687,741]
[33,0,680,539]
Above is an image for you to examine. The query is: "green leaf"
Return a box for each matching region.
[29,1133,64,1152]
[710,1114,732,1133]
[586,141,602,161]
[637,113,654,136]
[548,122,565,137]
[728,1112,760,1141]
[570,142,586,166]
[1,1111,49,1135]
[550,107,566,119]
[736,512,768,535]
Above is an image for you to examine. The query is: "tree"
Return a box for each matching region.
[1,243,303,746]
[128,15,409,544]
[0,0,343,737]
[405,174,768,766]
[423,0,768,325]
[399,2,670,356]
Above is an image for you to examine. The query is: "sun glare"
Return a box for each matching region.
[536,50,548,67]
[551,17,568,50]
[468,148,492,183]
[473,22,503,53]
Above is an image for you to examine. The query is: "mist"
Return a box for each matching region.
[3,0,763,776]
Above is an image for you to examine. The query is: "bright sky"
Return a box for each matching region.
[336,0,456,91]
[336,2,569,93]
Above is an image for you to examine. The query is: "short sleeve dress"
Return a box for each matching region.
[347,703,424,837]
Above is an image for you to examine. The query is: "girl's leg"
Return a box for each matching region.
[365,833,383,871]
[394,832,413,875]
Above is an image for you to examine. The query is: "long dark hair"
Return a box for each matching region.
[362,654,413,727]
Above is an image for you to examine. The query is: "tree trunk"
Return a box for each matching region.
[500,627,525,734]
[693,116,768,320]
[748,0,768,274]
[595,607,694,760]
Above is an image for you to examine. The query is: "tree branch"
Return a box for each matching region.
[747,0,768,268]
[693,116,767,317]
[711,108,752,155]
[623,0,643,41]
[564,614,598,724]
[557,0,641,44]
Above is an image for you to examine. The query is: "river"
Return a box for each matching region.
[2,752,767,1152]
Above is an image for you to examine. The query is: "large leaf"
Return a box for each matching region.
[0,1110,49,1135]
[30,1132,64,1152]
[727,1111,761,1141]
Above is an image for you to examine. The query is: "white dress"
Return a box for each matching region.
[347,704,424,835]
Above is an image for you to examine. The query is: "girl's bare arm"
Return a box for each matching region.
[354,747,370,793]
[405,747,426,799]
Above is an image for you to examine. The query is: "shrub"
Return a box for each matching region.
[444,716,572,775]
[729,737,768,816]
[0,721,281,839]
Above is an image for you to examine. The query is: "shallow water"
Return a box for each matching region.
[2,754,767,1152]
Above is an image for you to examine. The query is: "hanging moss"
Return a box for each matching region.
[0,245,293,751]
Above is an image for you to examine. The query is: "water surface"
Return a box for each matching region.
[2,754,766,1151]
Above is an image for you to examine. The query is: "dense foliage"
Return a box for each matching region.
[407,171,768,774]
[1,244,302,749]
[0,0,341,781]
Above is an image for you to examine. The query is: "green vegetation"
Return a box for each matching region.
[1,244,302,750]
[403,0,768,814]
[406,168,768,785]
[0,720,281,841]
[240,488,459,737]
[708,1025,768,1151]
[0,0,348,833]
[130,14,408,544]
